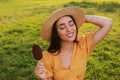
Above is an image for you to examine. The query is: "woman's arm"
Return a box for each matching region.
[85,15,113,46]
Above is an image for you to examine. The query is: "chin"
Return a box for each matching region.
[66,37,76,42]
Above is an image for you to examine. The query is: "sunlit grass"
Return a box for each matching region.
[0,0,120,80]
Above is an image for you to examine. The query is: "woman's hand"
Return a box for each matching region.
[35,61,47,80]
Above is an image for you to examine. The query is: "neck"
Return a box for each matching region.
[60,41,74,54]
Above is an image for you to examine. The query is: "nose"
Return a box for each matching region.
[66,25,71,32]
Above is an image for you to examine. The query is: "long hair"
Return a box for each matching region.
[47,15,78,53]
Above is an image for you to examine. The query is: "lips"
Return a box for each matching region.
[66,32,74,37]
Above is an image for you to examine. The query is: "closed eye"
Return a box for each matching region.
[69,20,75,26]
[60,27,65,30]
[59,25,65,30]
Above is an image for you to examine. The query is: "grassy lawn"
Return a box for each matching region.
[0,0,120,80]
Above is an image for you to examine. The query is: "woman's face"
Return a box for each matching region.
[56,16,77,42]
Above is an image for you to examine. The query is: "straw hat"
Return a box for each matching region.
[41,6,85,41]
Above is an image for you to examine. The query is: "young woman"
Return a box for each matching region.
[35,6,113,80]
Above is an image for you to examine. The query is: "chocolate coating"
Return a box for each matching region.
[32,44,43,60]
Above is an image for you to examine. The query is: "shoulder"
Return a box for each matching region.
[41,51,54,66]
[75,32,95,56]
[75,32,95,49]
[77,32,94,42]
[42,51,58,60]
[43,51,53,58]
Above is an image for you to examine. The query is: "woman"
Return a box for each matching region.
[35,6,113,80]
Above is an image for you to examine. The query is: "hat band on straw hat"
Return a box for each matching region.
[41,6,85,41]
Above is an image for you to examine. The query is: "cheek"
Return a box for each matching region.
[57,30,66,38]
[57,30,64,36]
[72,26,77,33]
[72,26,77,37]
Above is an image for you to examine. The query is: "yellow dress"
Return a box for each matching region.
[41,32,94,80]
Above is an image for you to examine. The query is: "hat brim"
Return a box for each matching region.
[41,6,85,41]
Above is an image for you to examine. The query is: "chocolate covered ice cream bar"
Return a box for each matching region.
[32,44,43,60]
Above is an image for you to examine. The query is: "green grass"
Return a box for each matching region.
[0,0,120,80]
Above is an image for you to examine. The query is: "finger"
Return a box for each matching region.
[35,64,44,70]
[35,69,45,77]
[35,69,44,74]
[38,69,45,74]
[35,67,44,71]
[35,66,45,73]
[36,61,44,66]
